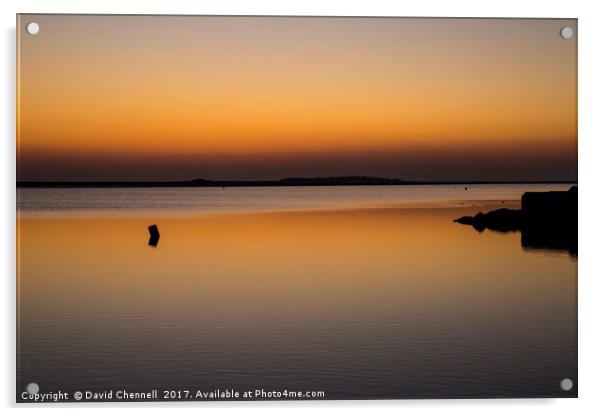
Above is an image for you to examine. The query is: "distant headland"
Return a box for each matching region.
[16,176,577,188]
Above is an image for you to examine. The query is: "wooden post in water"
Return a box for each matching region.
[148,224,160,247]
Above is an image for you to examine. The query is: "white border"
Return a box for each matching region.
[3,1,601,415]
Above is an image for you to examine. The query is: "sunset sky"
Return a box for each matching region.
[17,15,577,181]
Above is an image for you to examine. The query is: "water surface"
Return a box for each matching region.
[18,184,572,214]
[17,185,577,400]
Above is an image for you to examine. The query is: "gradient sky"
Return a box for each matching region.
[17,15,577,181]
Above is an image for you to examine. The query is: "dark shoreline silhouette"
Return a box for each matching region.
[16,176,576,188]
[455,186,577,255]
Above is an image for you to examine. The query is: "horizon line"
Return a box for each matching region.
[16,176,578,188]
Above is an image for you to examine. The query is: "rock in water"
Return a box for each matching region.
[454,187,577,255]
[148,224,160,247]
[454,208,523,232]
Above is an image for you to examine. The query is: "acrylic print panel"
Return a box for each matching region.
[16,15,577,402]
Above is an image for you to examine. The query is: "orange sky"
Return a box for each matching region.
[17,15,577,181]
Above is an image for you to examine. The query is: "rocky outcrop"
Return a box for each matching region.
[454,187,577,255]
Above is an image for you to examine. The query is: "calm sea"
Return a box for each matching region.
[18,184,573,214]
[16,185,577,400]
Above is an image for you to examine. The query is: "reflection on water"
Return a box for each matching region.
[521,226,577,256]
[463,217,577,256]
[16,187,577,400]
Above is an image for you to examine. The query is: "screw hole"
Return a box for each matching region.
[26,22,40,35]
[560,26,573,39]
[560,378,574,391]
[26,382,39,394]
